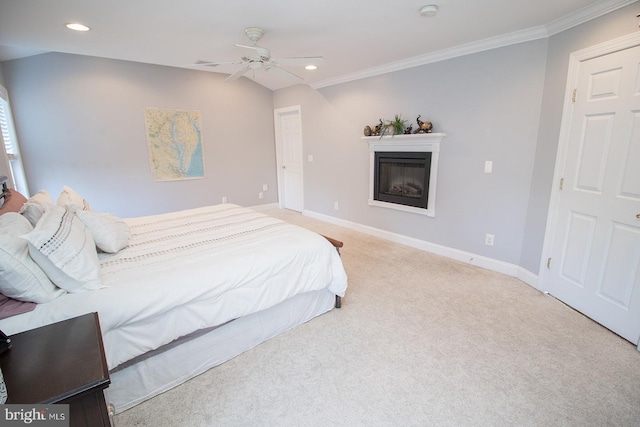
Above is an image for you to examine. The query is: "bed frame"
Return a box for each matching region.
[322,234,344,308]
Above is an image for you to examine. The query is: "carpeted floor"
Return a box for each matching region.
[114,208,640,426]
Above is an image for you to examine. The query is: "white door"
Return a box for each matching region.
[545,41,640,344]
[274,106,304,212]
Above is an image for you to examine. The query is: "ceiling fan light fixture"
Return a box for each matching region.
[419,5,438,17]
[65,22,91,32]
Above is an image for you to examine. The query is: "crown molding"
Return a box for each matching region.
[311,26,548,89]
[545,0,637,36]
[310,0,634,90]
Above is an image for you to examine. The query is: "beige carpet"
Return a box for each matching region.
[114,208,640,427]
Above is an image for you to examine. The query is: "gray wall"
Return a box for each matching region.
[1,53,278,217]
[274,4,639,275]
[274,41,548,267]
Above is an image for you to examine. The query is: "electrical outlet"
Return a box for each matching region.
[334,202,339,210]
[262,184,268,191]
[485,233,494,246]
[259,192,264,199]
[222,196,228,204]
[308,155,314,162]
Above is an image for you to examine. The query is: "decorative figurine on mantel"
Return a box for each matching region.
[413,115,433,134]
[365,115,434,136]
[369,119,383,136]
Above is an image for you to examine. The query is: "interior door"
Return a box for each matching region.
[546,43,640,344]
[274,106,304,212]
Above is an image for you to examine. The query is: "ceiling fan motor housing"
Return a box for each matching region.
[244,27,264,44]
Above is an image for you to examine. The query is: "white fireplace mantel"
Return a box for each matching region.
[363,133,446,217]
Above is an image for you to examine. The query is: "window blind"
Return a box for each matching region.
[0,84,29,196]
[0,84,17,161]
[0,97,17,160]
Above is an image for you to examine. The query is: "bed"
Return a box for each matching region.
[0,177,348,414]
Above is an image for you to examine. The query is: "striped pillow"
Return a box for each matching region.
[0,212,65,302]
[22,205,104,292]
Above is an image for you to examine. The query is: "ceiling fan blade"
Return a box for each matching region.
[271,56,325,67]
[192,59,242,67]
[235,43,258,50]
[235,44,270,57]
[265,65,303,81]
[224,66,251,82]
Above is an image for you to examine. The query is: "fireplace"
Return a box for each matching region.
[374,152,431,209]
[365,133,445,217]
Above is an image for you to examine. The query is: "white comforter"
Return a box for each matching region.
[0,204,348,370]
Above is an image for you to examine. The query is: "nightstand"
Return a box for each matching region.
[0,313,112,427]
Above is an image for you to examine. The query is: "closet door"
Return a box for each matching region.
[546,42,640,344]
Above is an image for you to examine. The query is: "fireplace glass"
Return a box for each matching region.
[374,152,431,209]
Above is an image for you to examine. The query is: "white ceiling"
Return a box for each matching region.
[0,0,634,91]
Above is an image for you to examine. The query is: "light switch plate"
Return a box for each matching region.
[484,161,493,173]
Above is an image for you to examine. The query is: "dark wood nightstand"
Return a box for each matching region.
[0,313,112,427]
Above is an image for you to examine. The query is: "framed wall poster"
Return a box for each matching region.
[144,107,205,181]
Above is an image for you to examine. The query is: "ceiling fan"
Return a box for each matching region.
[195,27,325,82]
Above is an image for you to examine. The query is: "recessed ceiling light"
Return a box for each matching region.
[419,5,438,17]
[305,65,318,70]
[65,22,91,32]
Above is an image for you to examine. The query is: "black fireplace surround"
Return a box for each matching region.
[373,151,431,209]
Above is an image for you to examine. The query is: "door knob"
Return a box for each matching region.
[282,165,286,169]
[637,214,640,219]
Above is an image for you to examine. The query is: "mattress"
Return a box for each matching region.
[0,204,348,370]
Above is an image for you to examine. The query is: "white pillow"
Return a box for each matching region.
[75,210,131,253]
[22,205,104,293]
[56,186,93,211]
[0,212,66,303]
[19,190,54,227]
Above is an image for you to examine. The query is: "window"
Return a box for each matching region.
[0,84,29,195]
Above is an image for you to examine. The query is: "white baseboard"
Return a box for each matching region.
[302,209,540,290]
[516,267,540,290]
